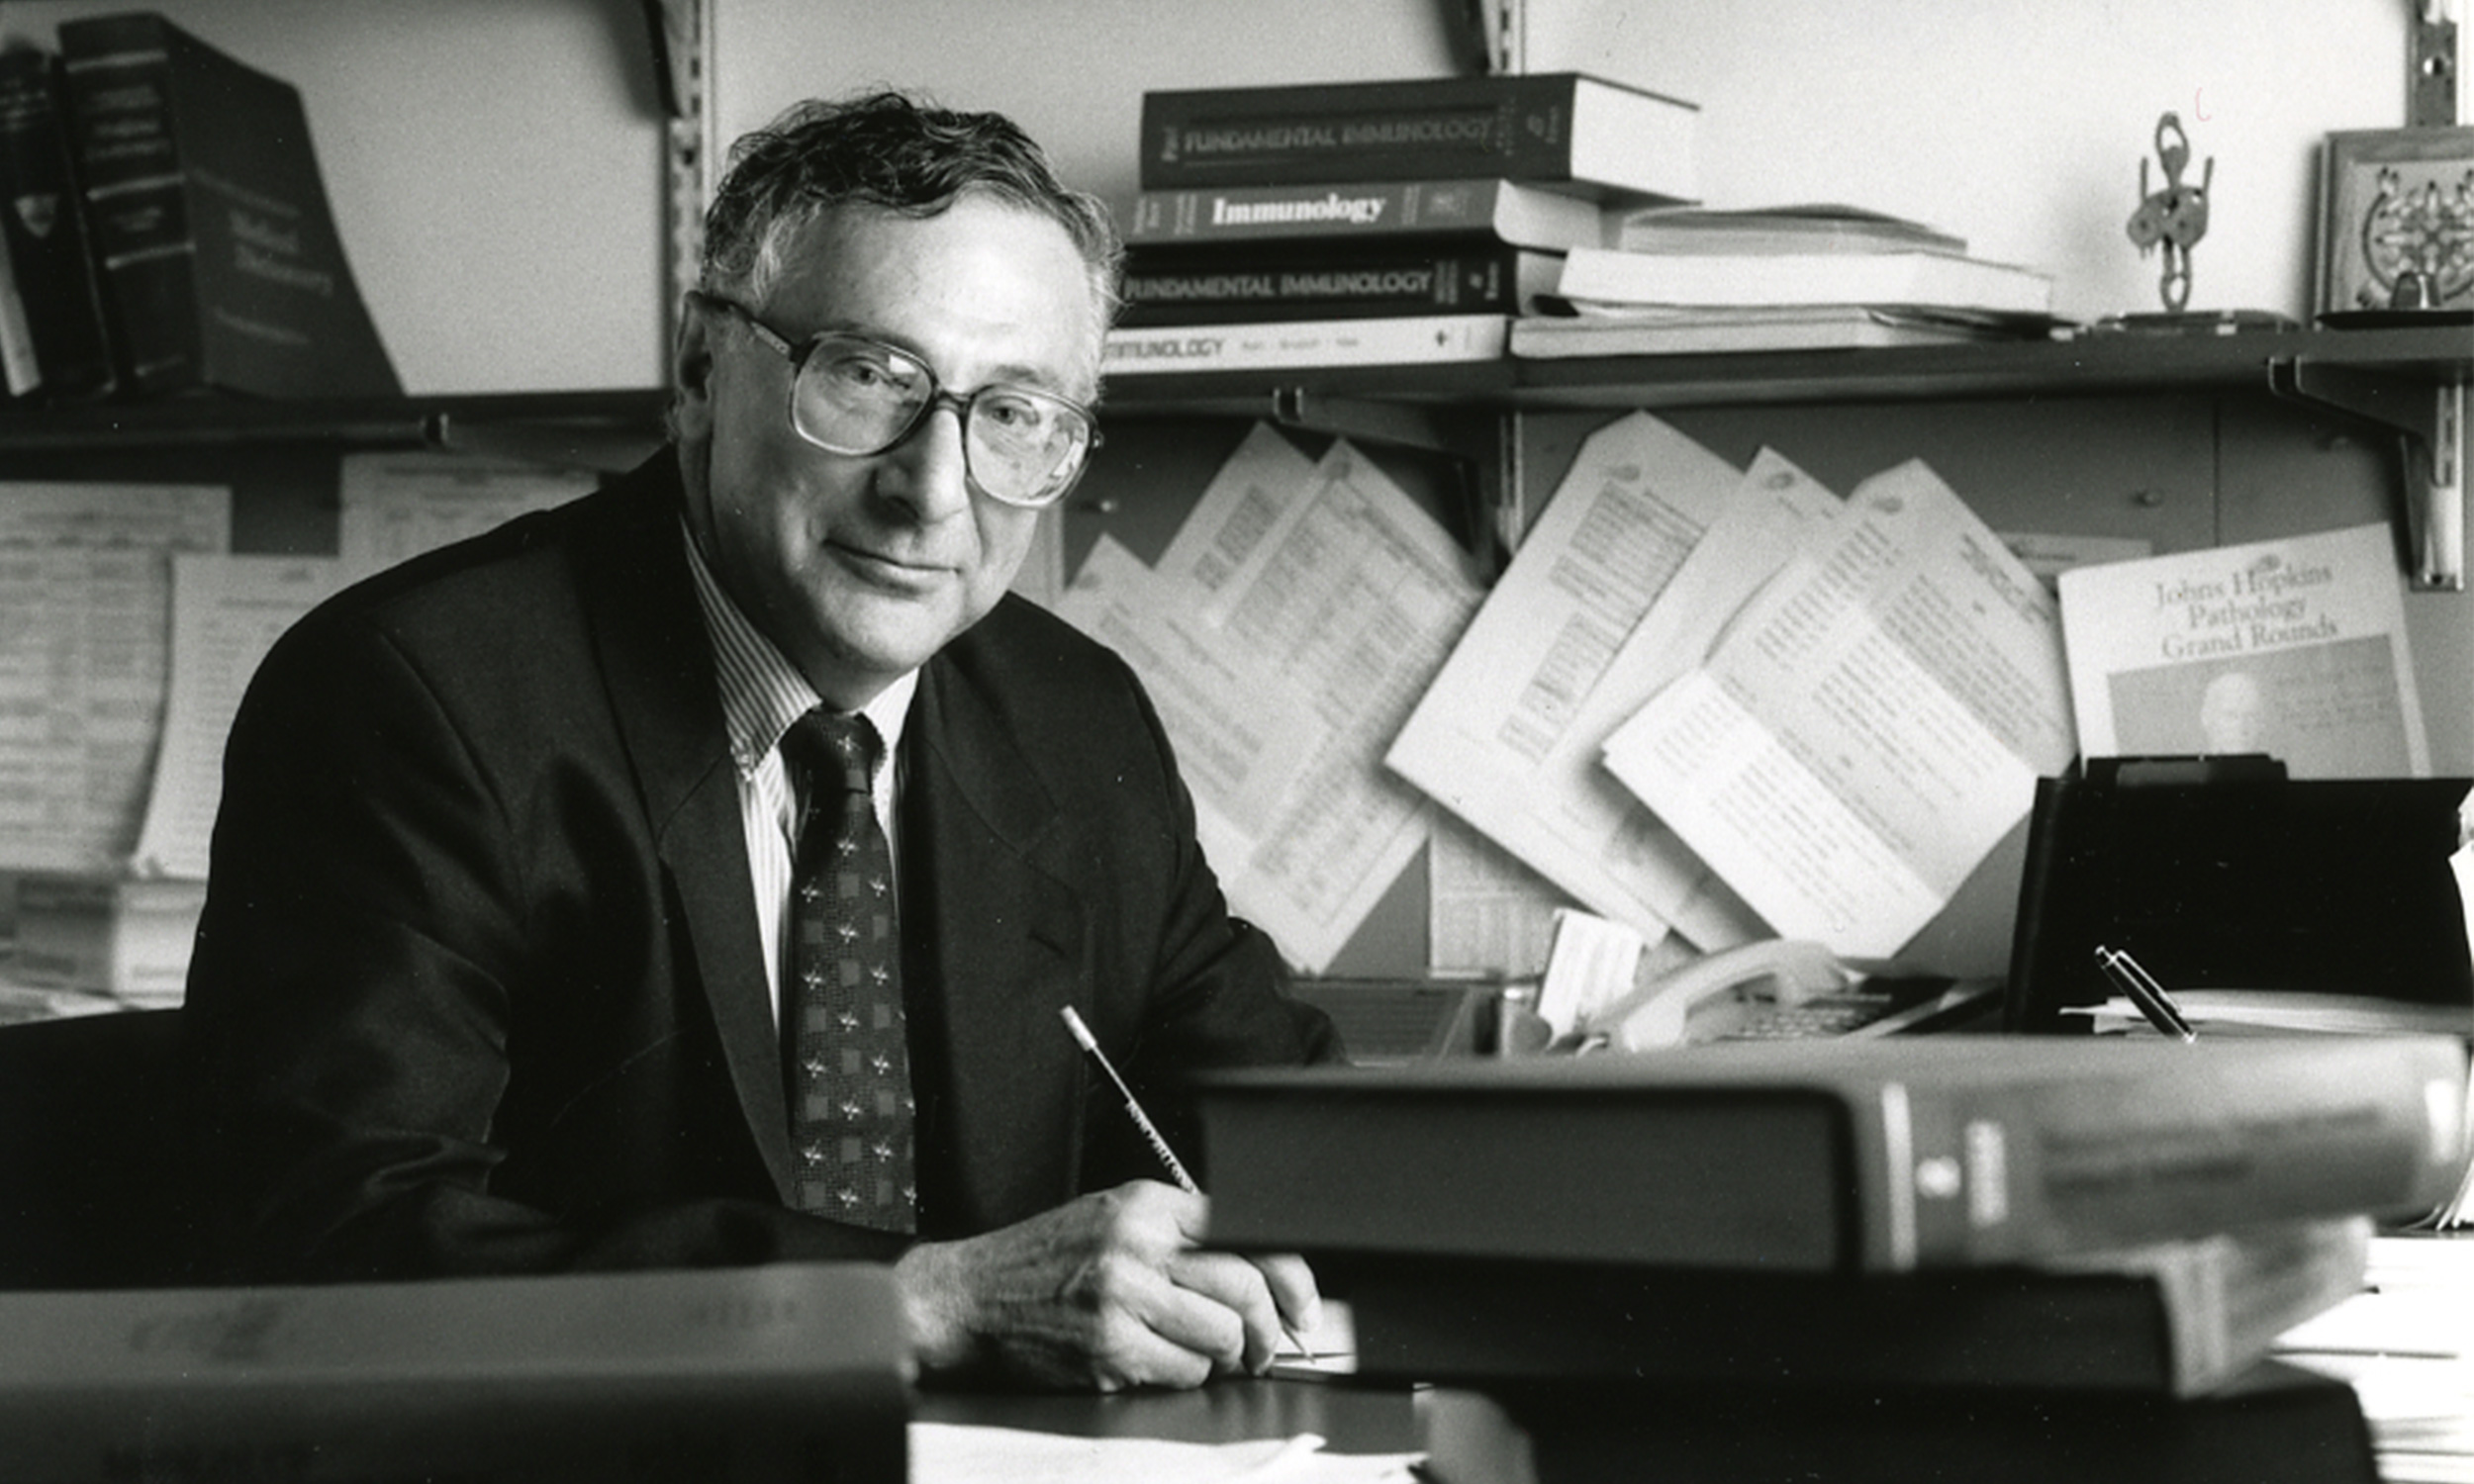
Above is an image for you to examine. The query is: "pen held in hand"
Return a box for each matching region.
[1058,1005,1315,1362]
[1060,1004,1200,1195]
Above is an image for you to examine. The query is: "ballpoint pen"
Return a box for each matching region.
[2092,945,2197,1043]
[1059,1005,1316,1362]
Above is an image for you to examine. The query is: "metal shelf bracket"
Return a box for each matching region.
[2267,358,2467,590]
[1269,387,1518,574]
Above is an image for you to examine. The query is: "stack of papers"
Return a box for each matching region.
[2277,1236,2474,1484]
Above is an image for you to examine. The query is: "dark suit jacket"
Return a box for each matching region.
[183,450,1336,1281]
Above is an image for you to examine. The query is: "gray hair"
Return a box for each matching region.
[699,88,1121,328]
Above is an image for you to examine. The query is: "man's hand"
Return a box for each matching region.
[892,1179,1320,1391]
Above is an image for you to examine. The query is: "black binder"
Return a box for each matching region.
[2005,756,2474,1031]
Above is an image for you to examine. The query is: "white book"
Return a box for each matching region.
[1511,305,2030,358]
[1558,245,2053,315]
[1102,313,1508,374]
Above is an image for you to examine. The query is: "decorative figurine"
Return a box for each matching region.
[2127,112,2213,313]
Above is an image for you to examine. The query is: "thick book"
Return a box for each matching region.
[12,871,207,1004]
[1557,242,2053,314]
[1510,304,2049,358]
[1421,1361,2380,1484]
[1118,236,1559,325]
[1342,1216,2373,1397]
[0,46,115,401]
[1102,311,1507,374]
[1139,72,1696,202]
[1123,177,1613,252]
[0,1264,909,1484]
[55,11,399,399]
[1194,1036,2469,1272]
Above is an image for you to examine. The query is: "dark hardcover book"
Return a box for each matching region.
[1123,177,1616,251]
[55,11,398,400]
[1118,236,1561,325]
[1194,1036,2469,1272]
[1138,72,1696,201]
[0,46,113,400]
[0,1264,907,1484]
[1422,1361,2380,1484]
[1341,1217,2371,1397]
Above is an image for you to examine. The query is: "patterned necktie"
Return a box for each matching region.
[781,709,914,1232]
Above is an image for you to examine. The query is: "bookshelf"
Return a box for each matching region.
[1100,323,2473,417]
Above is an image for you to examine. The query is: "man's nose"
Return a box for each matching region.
[878,398,974,520]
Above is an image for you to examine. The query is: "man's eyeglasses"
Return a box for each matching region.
[695,292,1099,510]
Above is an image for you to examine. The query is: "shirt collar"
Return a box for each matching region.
[680,519,916,775]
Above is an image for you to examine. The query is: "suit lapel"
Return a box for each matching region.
[578,458,792,1197]
[904,653,1093,1228]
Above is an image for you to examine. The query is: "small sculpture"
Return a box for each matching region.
[2127,112,2213,313]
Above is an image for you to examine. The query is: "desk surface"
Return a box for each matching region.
[912,1375,1421,1455]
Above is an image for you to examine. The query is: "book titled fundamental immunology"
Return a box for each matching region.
[1139,72,1696,202]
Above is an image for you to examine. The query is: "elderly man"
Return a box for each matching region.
[184,89,1338,1391]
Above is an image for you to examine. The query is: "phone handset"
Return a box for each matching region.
[1584,939,1851,1052]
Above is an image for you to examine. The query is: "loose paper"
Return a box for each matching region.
[0,483,229,873]
[337,450,594,574]
[1602,460,2075,957]
[130,555,354,880]
[1384,413,1746,951]
[1058,436,1483,972]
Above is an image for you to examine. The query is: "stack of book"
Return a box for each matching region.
[1195,1035,2472,1483]
[1515,202,2061,358]
[1105,72,1697,376]
[0,10,397,407]
[0,1263,910,1483]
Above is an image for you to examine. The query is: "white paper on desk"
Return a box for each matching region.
[130,555,353,881]
[910,1423,1423,1484]
[336,450,596,576]
[0,483,229,874]
[1058,440,1482,973]
[1602,460,2074,958]
[1386,417,1835,953]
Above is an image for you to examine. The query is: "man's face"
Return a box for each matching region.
[674,194,1101,707]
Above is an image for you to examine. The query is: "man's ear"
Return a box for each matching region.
[669,296,717,440]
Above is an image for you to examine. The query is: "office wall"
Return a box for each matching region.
[1527,1,2417,325]
[0,0,669,396]
[3,2,2427,391]
[719,1,2427,325]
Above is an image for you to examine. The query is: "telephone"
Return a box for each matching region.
[1583,939,1855,1052]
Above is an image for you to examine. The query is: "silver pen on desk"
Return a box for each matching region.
[1058,1005,1315,1362]
[2093,945,2197,1043]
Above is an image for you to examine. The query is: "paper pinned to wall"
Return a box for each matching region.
[130,556,354,881]
[1058,434,1483,973]
[1602,459,2075,958]
[1386,414,1846,954]
[337,451,596,575]
[0,483,230,875]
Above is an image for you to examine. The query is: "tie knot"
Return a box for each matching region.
[785,708,878,798]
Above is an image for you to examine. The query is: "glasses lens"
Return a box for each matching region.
[964,388,1092,507]
[793,337,930,453]
[789,332,1094,508]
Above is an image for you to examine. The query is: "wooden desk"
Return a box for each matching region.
[912,1375,1421,1454]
